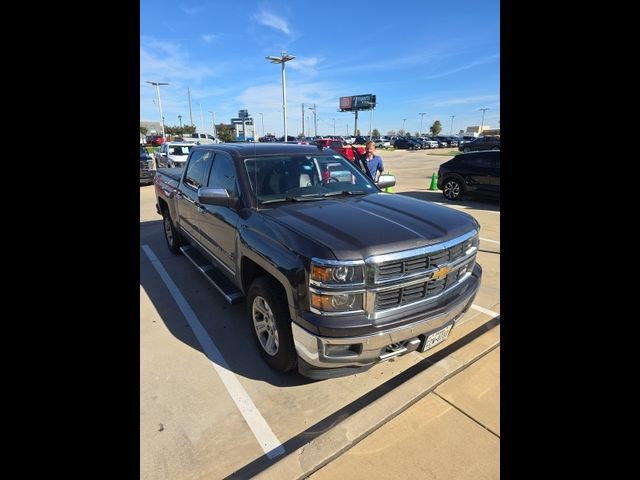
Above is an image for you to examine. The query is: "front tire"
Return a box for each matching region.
[442,177,465,200]
[463,147,471,153]
[162,209,184,254]
[247,276,297,373]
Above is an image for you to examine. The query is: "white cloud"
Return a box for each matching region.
[287,57,320,75]
[180,3,208,15]
[423,54,499,80]
[433,94,500,107]
[201,33,218,43]
[254,10,291,35]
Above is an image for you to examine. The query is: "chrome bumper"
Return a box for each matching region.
[292,268,480,379]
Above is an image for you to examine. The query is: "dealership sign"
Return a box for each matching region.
[339,94,376,111]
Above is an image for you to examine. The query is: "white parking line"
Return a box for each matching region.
[471,304,500,318]
[141,245,285,459]
[480,237,500,245]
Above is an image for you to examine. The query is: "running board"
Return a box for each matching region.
[179,245,244,305]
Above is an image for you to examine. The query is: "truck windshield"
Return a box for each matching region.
[169,145,193,155]
[244,154,377,204]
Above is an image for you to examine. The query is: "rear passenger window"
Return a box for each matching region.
[207,154,238,196]
[184,150,212,189]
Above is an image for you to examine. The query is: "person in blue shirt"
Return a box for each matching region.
[364,141,384,182]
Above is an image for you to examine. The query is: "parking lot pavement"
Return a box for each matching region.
[139,150,499,479]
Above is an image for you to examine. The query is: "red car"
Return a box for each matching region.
[145,135,165,147]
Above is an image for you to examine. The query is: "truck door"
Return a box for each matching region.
[197,152,240,275]
[176,149,213,244]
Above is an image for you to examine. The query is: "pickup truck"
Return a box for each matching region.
[154,143,482,379]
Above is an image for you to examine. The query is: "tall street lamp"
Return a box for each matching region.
[479,108,489,134]
[208,111,216,138]
[178,115,182,129]
[146,81,169,139]
[402,118,407,133]
[266,51,296,140]
[450,115,456,135]
[258,112,264,138]
[418,112,426,136]
[307,104,317,137]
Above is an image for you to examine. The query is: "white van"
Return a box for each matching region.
[181,133,221,144]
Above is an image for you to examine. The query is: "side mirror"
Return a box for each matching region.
[160,152,167,157]
[198,187,240,209]
[376,174,396,189]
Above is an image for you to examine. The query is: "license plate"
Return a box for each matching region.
[419,324,453,352]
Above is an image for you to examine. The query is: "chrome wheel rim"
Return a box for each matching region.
[443,180,460,199]
[164,216,174,246]
[252,296,279,356]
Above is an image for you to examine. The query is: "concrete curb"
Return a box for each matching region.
[254,325,500,480]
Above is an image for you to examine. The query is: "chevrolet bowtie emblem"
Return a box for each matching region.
[432,266,452,280]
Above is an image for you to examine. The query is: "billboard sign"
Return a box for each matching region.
[339,94,376,111]
[238,109,249,118]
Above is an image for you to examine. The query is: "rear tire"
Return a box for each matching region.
[162,209,184,254]
[442,177,465,200]
[247,276,297,373]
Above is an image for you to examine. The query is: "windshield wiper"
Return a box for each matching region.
[260,195,326,205]
[321,190,367,197]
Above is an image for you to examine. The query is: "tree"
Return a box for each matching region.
[415,131,420,137]
[183,124,196,134]
[297,132,305,139]
[372,128,380,137]
[140,126,148,137]
[356,129,361,136]
[429,120,442,136]
[387,130,397,137]
[398,129,406,136]
[216,124,235,143]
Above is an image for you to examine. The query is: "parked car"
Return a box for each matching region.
[393,138,420,150]
[140,146,156,185]
[437,151,500,200]
[145,134,165,147]
[154,142,196,168]
[374,137,391,148]
[458,136,500,153]
[154,143,480,379]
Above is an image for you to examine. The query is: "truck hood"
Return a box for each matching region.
[260,193,478,260]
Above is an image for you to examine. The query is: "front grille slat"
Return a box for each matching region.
[373,237,476,312]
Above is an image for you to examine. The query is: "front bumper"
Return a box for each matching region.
[140,171,156,184]
[293,263,481,379]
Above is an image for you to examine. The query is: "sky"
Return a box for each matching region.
[140,0,499,138]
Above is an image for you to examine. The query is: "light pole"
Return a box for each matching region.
[306,116,310,137]
[178,115,182,129]
[450,115,456,135]
[333,118,335,136]
[307,104,317,137]
[208,111,216,138]
[418,112,426,136]
[402,118,407,133]
[266,51,296,140]
[146,81,169,139]
[479,108,489,134]
[258,112,264,138]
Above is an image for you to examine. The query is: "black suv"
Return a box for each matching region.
[437,151,500,200]
[458,136,500,153]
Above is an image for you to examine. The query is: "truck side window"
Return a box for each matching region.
[207,154,238,196]
[184,150,212,189]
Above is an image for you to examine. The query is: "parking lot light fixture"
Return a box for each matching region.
[479,108,489,134]
[450,115,456,135]
[266,51,296,140]
[146,81,169,140]
[419,113,426,136]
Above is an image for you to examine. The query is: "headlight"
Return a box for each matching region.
[310,292,363,313]
[311,263,364,285]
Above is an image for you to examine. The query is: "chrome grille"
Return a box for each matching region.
[376,239,472,283]
[374,261,472,311]
[140,160,154,171]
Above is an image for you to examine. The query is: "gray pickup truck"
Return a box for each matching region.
[155,143,482,379]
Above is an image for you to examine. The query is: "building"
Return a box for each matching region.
[230,117,255,140]
[140,120,162,135]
